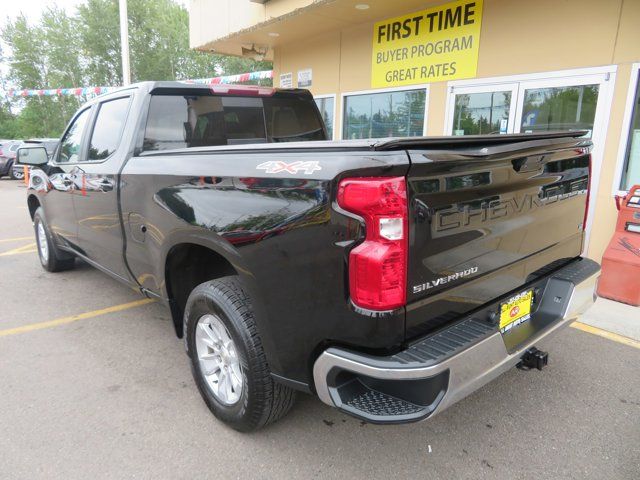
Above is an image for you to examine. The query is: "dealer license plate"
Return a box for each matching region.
[499,290,533,334]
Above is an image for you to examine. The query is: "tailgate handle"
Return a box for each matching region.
[512,155,546,173]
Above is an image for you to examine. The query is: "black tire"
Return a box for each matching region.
[185,276,296,432]
[33,207,75,272]
[10,164,23,180]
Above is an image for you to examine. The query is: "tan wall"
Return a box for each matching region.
[588,0,640,259]
[271,0,640,261]
[589,65,632,260]
[189,0,266,51]
[265,0,315,19]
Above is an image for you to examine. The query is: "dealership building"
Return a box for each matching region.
[189,0,640,262]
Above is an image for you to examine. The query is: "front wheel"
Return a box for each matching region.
[10,165,24,180]
[33,207,75,272]
[185,276,296,432]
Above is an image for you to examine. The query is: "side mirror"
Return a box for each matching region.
[16,146,49,166]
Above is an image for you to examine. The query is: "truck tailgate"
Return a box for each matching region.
[402,134,591,339]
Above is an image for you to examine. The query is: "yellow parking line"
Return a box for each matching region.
[571,321,640,350]
[0,298,155,338]
[0,243,37,256]
[0,236,32,243]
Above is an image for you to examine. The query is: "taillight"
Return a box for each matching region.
[337,176,408,311]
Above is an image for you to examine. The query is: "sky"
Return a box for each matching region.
[2,0,85,24]
[1,0,188,25]
[0,0,190,89]
[1,0,86,87]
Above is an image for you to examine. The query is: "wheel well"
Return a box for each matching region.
[27,195,40,220]
[165,243,237,337]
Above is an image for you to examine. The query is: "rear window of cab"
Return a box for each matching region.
[143,93,326,151]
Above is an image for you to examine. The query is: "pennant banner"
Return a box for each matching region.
[7,86,118,98]
[5,70,274,98]
[185,70,273,85]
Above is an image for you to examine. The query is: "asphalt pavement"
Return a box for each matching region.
[0,178,638,480]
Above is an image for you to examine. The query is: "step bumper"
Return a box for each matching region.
[312,258,600,424]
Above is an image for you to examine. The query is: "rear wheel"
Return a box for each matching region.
[33,207,75,272]
[185,276,296,432]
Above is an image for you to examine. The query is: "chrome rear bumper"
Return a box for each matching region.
[313,259,600,423]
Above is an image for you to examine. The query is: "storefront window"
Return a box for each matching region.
[521,85,598,134]
[343,89,426,139]
[314,96,334,139]
[453,91,511,135]
[621,72,640,191]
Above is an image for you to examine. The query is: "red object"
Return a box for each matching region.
[337,177,408,311]
[208,84,275,97]
[597,185,640,306]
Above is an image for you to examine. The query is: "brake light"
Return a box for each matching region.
[337,177,408,310]
[209,85,275,96]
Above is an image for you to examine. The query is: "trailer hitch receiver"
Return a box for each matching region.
[517,347,548,371]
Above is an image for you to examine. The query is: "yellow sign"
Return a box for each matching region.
[499,290,533,333]
[371,0,483,88]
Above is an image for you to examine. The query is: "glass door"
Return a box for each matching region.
[447,83,518,135]
[514,79,601,137]
[447,69,615,251]
[514,73,613,248]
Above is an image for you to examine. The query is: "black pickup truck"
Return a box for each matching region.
[18,82,599,431]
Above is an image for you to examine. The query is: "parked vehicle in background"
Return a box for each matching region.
[12,139,59,180]
[0,141,23,180]
[20,82,599,432]
[28,138,59,159]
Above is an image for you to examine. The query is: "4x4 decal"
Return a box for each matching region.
[256,161,321,175]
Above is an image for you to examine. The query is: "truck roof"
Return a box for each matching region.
[88,80,309,107]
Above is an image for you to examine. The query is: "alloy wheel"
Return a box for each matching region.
[36,222,49,263]
[195,314,244,405]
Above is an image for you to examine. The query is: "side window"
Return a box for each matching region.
[87,97,130,161]
[58,108,91,163]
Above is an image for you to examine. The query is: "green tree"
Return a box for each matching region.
[0,104,18,138]
[1,0,272,139]
[2,8,83,138]
[77,0,270,84]
[76,0,123,85]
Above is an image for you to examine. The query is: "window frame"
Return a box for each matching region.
[53,106,94,165]
[82,94,133,164]
[313,94,337,140]
[612,62,640,195]
[339,85,430,140]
